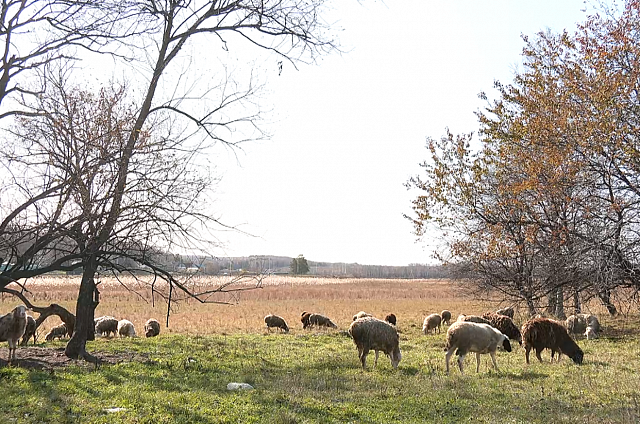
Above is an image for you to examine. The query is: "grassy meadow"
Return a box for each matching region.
[1,276,640,423]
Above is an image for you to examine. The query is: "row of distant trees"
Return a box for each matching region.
[406,1,640,317]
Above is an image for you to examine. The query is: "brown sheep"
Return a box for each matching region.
[307,313,338,329]
[45,323,68,341]
[521,317,584,364]
[384,313,397,326]
[20,315,37,346]
[482,311,522,344]
[301,311,311,329]
[264,315,289,333]
[440,310,452,325]
[496,306,515,319]
[349,317,401,369]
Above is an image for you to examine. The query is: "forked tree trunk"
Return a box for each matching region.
[65,257,100,361]
[597,288,617,316]
[554,286,566,320]
[573,290,581,314]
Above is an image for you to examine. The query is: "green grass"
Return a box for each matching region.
[2,328,640,423]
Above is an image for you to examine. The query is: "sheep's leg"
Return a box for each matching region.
[374,350,379,367]
[445,347,456,374]
[489,351,499,371]
[535,348,543,363]
[457,353,466,374]
[525,346,531,364]
[359,347,369,369]
[475,352,481,373]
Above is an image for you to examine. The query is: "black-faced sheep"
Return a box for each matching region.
[95,316,118,337]
[20,315,37,346]
[496,306,515,319]
[440,310,452,325]
[0,305,28,364]
[566,314,600,339]
[45,322,68,341]
[422,313,442,334]
[301,311,311,329]
[482,311,522,344]
[521,317,584,364]
[457,314,491,325]
[302,313,337,330]
[117,319,136,337]
[444,321,512,374]
[384,313,397,326]
[144,318,161,338]
[353,311,373,321]
[349,317,401,369]
[264,314,289,333]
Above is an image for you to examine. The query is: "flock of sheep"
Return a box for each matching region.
[264,307,600,374]
[0,305,162,365]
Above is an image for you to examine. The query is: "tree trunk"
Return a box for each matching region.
[573,290,581,314]
[65,258,100,361]
[546,287,558,316]
[597,288,617,316]
[554,285,566,319]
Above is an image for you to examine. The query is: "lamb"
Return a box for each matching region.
[20,315,37,346]
[94,316,118,337]
[45,322,68,341]
[521,317,584,364]
[566,314,600,339]
[440,310,452,325]
[422,313,442,334]
[302,312,337,329]
[0,305,28,364]
[352,311,373,321]
[482,311,522,344]
[264,314,289,333]
[349,317,401,369]
[144,318,161,338]
[384,313,397,326]
[457,314,491,325]
[444,321,512,374]
[117,319,136,337]
[496,306,515,319]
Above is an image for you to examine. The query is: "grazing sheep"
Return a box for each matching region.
[496,306,515,319]
[384,313,397,326]
[349,317,401,369]
[0,305,28,364]
[45,323,68,341]
[457,314,491,325]
[302,313,337,330]
[567,314,600,339]
[144,318,161,338]
[585,326,598,340]
[353,311,373,321]
[264,314,289,333]
[444,321,512,374]
[94,316,119,337]
[441,310,452,325]
[521,317,584,364]
[20,315,37,346]
[482,311,522,344]
[117,319,136,337]
[301,311,311,329]
[422,313,442,334]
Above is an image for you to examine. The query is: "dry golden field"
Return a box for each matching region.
[0,274,629,339]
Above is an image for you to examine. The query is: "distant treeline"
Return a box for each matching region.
[152,255,447,279]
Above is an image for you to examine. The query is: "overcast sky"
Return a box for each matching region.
[209,0,598,266]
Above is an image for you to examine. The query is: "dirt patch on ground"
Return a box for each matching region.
[0,347,149,371]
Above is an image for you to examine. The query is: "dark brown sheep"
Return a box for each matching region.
[496,306,515,319]
[301,311,311,329]
[521,317,584,364]
[384,313,397,326]
[482,311,522,344]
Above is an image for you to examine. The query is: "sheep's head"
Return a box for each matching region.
[13,305,27,319]
[502,337,512,352]
[390,346,402,369]
[571,349,584,364]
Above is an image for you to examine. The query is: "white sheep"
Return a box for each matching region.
[144,318,161,338]
[444,321,512,374]
[264,314,289,333]
[349,317,401,369]
[0,305,28,364]
[422,313,442,334]
[567,313,600,339]
[117,319,136,337]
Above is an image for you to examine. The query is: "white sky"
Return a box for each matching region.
[206,0,596,266]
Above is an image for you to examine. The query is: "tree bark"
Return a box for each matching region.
[597,288,617,316]
[65,257,99,360]
[554,285,566,319]
[573,290,581,314]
